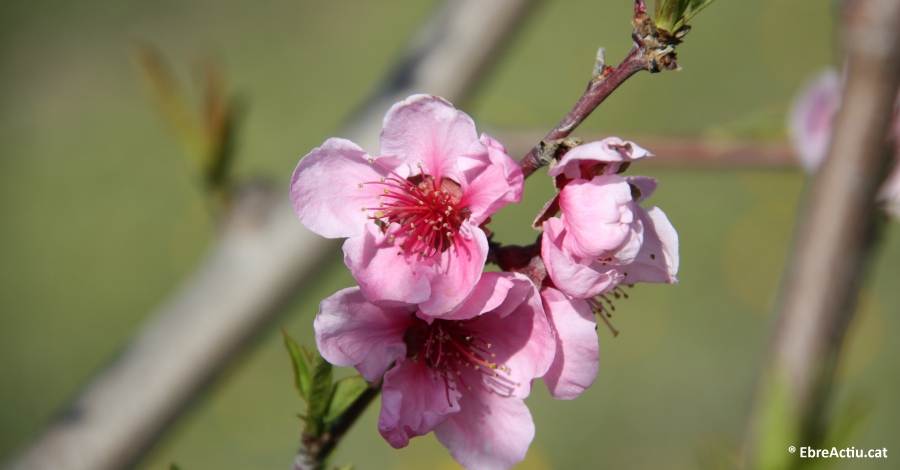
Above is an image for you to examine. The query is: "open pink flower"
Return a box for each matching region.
[315,272,554,470]
[291,95,524,316]
[788,69,900,217]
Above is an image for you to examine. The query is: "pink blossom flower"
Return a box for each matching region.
[537,138,679,300]
[291,95,524,315]
[788,69,900,217]
[788,70,842,173]
[315,272,554,470]
[530,139,678,401]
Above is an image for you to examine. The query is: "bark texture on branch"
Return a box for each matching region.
[746,0,900,465]
[4,1,534,469]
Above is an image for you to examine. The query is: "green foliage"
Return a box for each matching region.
[325,376,369,426]
[282,329,370,441]
[306,349,334,438]
[333,464,355,470]
[755,370,798,470]
[654,0,716,32]
[136,46,241,213]
[753,369,875,470]
[283,328,312,401]
[169,464,183,470]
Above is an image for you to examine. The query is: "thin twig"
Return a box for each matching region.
[519,0,684,178]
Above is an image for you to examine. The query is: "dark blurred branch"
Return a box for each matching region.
[4,1,535,470]
[745,0,900,466]
[519,0,688,178]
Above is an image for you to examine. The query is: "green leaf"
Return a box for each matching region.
[325,376,369,426]
[654,0,715,31]
[282,329,312,401]
[169,464,183,470]
[306,349,334,438]
[333,464,354,470]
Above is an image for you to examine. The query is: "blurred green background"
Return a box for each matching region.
[2,0,897,469]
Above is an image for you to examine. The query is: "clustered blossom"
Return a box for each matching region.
[788,69,900,217]
[291,95,679,469]
[291,95,523,315]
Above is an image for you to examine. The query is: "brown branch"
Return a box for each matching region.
[744,0,900,465]
[519,0,684,179]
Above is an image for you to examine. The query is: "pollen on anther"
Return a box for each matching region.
[367,158,374,163]
[388,235,395,243]
[380,177,386,183]
[357,183,364,188]
[383,189,389,195]
[360,207,366,212]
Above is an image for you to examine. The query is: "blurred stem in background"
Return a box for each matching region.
[745,0,900,468]
[136,45,243,217]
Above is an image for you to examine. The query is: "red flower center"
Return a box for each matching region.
[362,162,470,257]
[402,317,511,406]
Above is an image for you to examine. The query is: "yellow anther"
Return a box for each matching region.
[357,183,364,188]
[368,158,374,163]
[383,189,389,194]
[380,177,386,182]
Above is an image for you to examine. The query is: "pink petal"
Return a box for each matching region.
[418,222,489,316]
[878,164,900,217]
[379,357,459,449]
[343,223,433,306]
[456,134,524,224]
[548,137,653,178]
[619,206,679,285]
[437,272,532,321]
[559,175,635,259]
[380,95,485,183]
[290,138,408,238]
[315,287,417,381]
[788,69,841,172]
[464,285,555,398]
[540,288,598,400]
[542,217,623,298]
[626,175,658,203]
[434,390,535,470]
